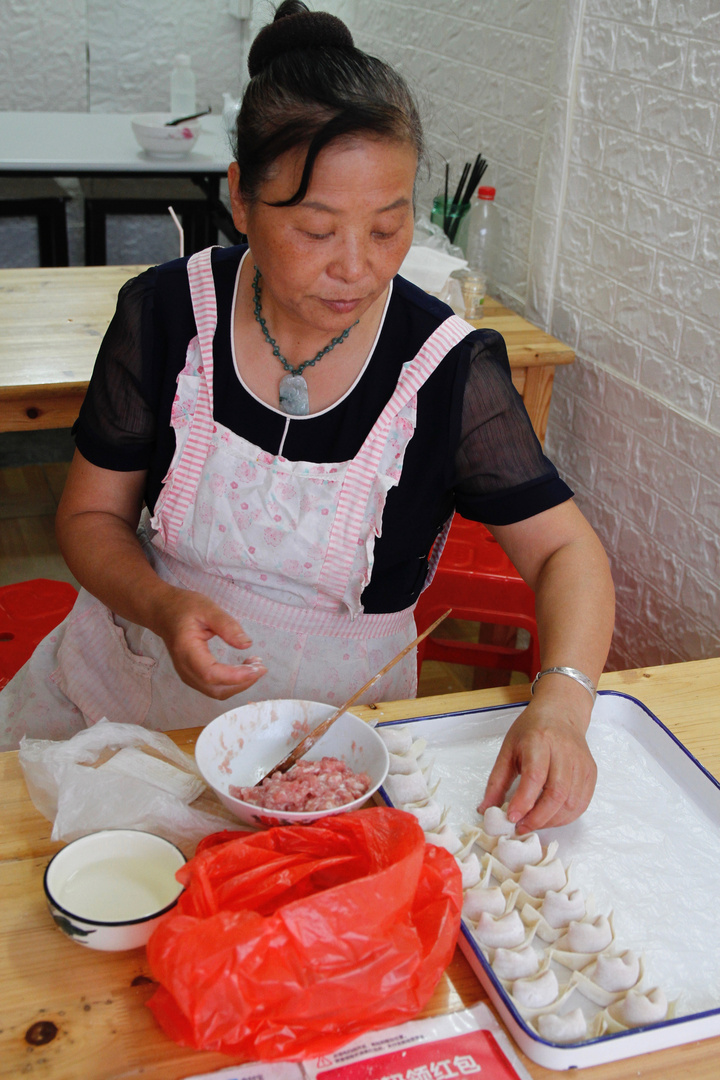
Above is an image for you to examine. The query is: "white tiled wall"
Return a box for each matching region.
[329,0,720,670]
[1,1,718,669]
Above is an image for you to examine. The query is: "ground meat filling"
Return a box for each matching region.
[230,756,371,812]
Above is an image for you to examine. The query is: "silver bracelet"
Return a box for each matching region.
[531,666,597,702]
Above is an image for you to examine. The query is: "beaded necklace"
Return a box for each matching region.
[252,266,359,416]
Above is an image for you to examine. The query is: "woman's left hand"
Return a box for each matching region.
[477,682,597,832]
[475,499,613,831]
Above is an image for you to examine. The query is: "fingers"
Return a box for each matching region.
[477,744,519,817]
[202,605,253,652]
[477,705,598,832]
[159,590,267,699]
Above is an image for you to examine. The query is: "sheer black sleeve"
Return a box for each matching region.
[74,268,160,471]
[453,329,573,523]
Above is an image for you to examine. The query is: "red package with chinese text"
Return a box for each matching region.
[146,807,462,1060]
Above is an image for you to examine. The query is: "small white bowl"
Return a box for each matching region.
[131,113,201,158]
[195,700,389,828]
[44,829,186,951]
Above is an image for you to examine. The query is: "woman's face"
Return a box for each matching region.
[229,136,417,337]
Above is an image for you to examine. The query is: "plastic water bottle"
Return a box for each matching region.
[170,54,196,116]
[459,185,501,297]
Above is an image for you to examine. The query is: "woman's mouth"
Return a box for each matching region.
[321,298,362,315]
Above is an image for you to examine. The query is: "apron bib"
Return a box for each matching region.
[0,248,473,745]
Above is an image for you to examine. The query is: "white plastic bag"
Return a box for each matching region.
[18,719,245,853]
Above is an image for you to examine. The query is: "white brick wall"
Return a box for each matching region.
[330,0,720,670]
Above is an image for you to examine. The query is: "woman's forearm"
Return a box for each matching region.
[533,527,615,692]
[56,506,180,635]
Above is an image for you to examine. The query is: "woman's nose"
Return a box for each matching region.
[328,236,367,282]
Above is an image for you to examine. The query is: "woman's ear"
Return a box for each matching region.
[227,162,249,233]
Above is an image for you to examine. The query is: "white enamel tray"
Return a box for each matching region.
[376,690,720,1070]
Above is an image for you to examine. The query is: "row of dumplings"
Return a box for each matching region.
[378,725,672,1045]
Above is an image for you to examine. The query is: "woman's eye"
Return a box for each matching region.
[304,231,332,240]
[373,230,398,240]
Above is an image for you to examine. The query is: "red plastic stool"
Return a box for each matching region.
[0,579,78,690]
[415,517,540,681]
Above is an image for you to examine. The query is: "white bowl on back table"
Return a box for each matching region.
[131,113,201,158]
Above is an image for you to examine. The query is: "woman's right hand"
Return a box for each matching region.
[153,587,267,700]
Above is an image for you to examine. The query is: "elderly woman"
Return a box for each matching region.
[0,2,613,832]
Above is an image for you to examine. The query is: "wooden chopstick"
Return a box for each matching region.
[255,608,453,782]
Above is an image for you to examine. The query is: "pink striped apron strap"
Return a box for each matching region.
[317,315,474,606]
[155,246,219,549]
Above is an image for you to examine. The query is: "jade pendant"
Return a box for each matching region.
[279,373,309,416]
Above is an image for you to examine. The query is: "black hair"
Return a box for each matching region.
[233,0,424,206]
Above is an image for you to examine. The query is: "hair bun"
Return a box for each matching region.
[248,10,354,78]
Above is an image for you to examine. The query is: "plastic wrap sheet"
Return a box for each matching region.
[378,692,720,1020]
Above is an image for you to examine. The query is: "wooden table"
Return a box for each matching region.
[1,658,718,1079]
[0,272,573,436]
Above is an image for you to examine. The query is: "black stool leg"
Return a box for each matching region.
[37,200,69,267]
[84,200,107,265]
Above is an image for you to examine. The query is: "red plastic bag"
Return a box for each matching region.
[147,806,463,1060]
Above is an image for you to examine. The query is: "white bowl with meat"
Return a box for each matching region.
[195,699,389,828]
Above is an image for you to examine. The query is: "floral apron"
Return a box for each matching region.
[0,248,472,748]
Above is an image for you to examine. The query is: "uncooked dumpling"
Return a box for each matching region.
[540,888,585,928]
[511,968,560,1009]
[495,832,543,872]
[519,857,567,897]
[537,1008,588,1043]
[460,852,481,889]
[387,750,421,775]
[474,909,526,949]
[405,798,443,832]
[566,914,613,953]
[377,727,413,755]
[589,951,640,993]
[463,884,506,920]
[492,944,539,980]
[483,805,515,836]
[610,988,668,1027]
[382,770,429,805]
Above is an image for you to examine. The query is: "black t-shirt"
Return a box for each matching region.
[75,245,572,612]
